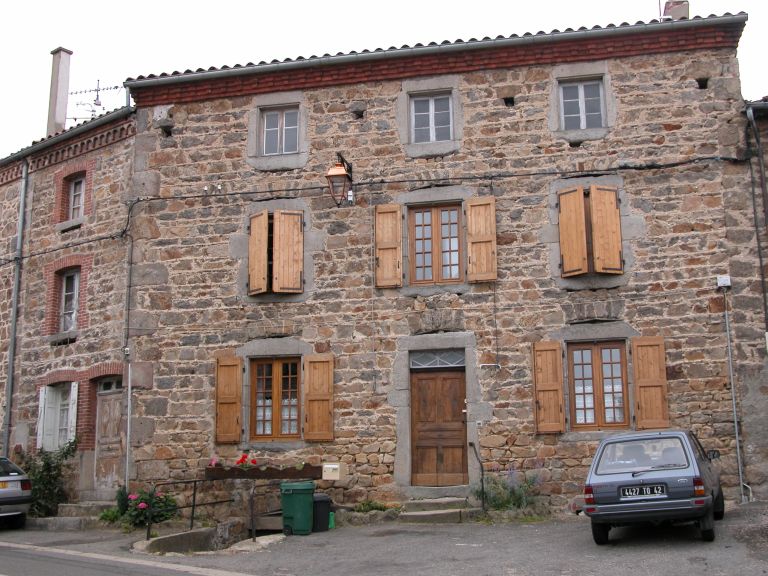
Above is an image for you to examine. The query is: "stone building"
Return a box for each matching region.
[1,10,766,512]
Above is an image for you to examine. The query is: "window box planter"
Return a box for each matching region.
[204,464,322,481]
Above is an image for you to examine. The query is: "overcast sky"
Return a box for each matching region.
[0,0,763,159]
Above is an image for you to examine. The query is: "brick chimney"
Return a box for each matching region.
[47,47,73,137]
[663,1,690,20]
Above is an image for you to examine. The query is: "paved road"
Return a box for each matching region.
[0,501,766,576]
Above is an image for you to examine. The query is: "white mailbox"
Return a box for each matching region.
[322,462,347,481]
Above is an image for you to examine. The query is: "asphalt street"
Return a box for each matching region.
[0,501,766,576]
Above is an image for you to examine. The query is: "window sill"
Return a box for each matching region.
[48,330,79,346]
[554,128,608,144]
[55,217,85,233]
[404,140,460,159]
[399,283,471,297]
[246,151,308,171]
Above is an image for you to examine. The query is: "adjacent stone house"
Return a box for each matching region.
[1,10,766,511]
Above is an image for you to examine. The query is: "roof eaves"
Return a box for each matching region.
[124,13,747,90]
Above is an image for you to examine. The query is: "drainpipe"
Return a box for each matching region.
[720,282,749,502]
[122,229,135,489]
[3,159,29,457]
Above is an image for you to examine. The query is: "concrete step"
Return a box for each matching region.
[27,516,104,530]
[57,501,115,517]
[403,497,469,512]
[399,508,482,524]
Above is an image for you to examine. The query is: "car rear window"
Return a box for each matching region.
[0,458,24,475]
[595,437,689,475]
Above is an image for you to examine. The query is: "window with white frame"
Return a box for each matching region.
[68,177,84,220]
[60,269,79,332]
[559,80,604,131]
[411,94,452,143]
[262,107,299,156]
[37,382,78,451]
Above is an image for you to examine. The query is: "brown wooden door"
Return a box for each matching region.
[95,390,124,490]
[411,371,468,486]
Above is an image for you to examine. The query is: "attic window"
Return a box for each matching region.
[503,97,515,107]
[696,78,709,90]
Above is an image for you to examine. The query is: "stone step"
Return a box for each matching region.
[399,508,482,524]
[402,497,469,512]
[27,516,104,531]
[57,501,115,517]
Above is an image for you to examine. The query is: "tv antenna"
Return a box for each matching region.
[69,79,121,121]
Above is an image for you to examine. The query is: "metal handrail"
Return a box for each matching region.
[146,478,235,540]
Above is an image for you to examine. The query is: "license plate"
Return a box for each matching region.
[621,484,665,497]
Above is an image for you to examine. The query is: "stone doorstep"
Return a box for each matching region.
[398,508,483,524]
[402,497,471,512]
[57,501,115,517]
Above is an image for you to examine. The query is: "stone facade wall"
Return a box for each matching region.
[0,127,135,493]
[125,46,768,509]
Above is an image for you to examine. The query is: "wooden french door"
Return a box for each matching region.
[411,370,468,486]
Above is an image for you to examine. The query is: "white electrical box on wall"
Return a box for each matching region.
[322,462,347,481]
[717,275,731,288]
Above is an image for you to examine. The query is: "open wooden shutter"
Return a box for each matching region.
[248,210,268,295]
[215,356,242,443]
[632,336,669,429]
[304,354,334,441]
[466,197,497,282]
[36,386,48,450]
[273,210,304,293]
[590,185,623,274]
[558,187,589,277]
[374,204,402,287]
[67,381,78,442]
[532,341,565,433]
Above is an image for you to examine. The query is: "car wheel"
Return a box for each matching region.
[713,489,725,521]
[699,507,715,542]
[591,521,610,545]
[10,513,26,529]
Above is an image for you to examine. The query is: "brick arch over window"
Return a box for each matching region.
[54,158,95,224]
[37,362,124,450]
[44,254,93,336]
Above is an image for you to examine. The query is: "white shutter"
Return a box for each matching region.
[67,381,78,442]
[36,387,47,449]
[43,386,59,450]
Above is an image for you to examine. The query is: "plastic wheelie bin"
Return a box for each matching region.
[280,481,315,535]
[312,493,332,532]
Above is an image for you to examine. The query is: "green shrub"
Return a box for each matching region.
[123,489,178,527]
[116,485,129,516]
[353,500,389,513]
[20,438,78,517]
[99,507,122,524]
[474,470,541,511]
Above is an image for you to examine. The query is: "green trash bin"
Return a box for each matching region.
[280,481,315,535]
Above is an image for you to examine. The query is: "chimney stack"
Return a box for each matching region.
[47,47,73,137]
[663,1,690,20]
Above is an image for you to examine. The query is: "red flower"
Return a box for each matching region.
[235,453,248,465]
[250,458,258,465]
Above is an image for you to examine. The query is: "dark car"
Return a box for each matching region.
[0,457,32,528]
[583,430,724,544]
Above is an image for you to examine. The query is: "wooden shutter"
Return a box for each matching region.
[632,336,669,429]
[215,356,242,443]
[558,187,589,277]
[304,354,334,441]
[273,210,304,293]
[375,204,402,288]
[590,185,623,274]
[36,386,48,450]
[532,341,565,433]
[67,381,78,442]
[466,197,498,282]
[248,210,268,295]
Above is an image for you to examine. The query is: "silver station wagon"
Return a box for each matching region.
[583,430,724,544]
[0,457,32,529]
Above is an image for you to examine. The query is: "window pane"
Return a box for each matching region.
[583,83,601,99]
[563,101,581,116]
[413,99,430,114]
[434,125,451,141]
[264,129,279,155]
[283,127,298,153]
[562,85,579,100]
[414,114,431,129]
[433,96,450,112]
[585,113,603,128]
[414,127,431,143]
[564,116,581,130]
[284,110,298,128]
